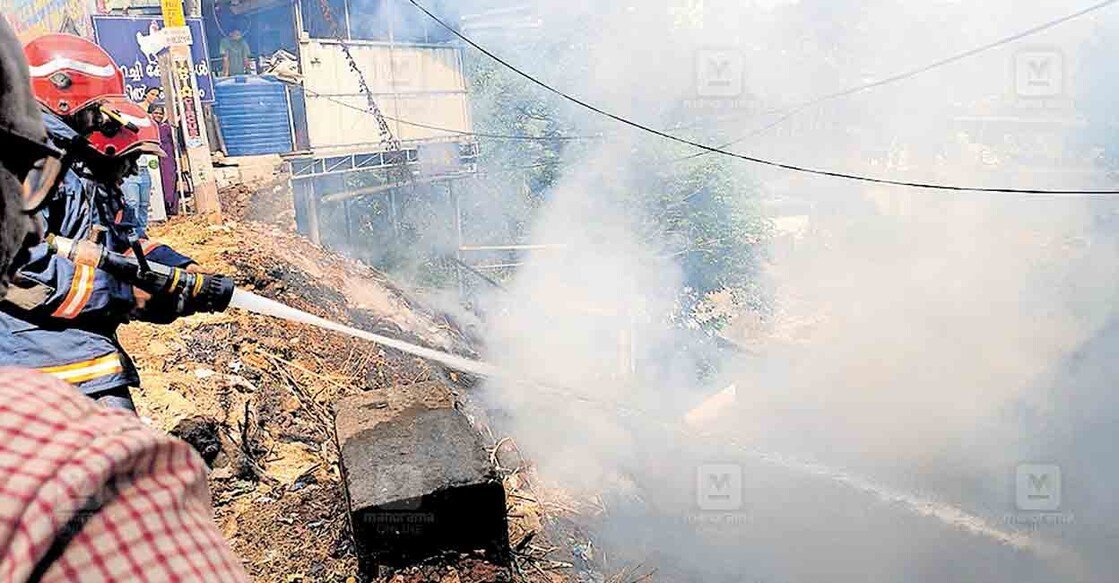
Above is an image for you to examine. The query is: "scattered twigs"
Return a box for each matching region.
[270,350,356,394]
[260,350,334,428]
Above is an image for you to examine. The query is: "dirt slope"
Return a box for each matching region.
[117,183,587,582]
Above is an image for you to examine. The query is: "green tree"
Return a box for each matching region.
[630,144,773,329]
[463,55,771,329]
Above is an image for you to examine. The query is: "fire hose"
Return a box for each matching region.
[44,236,501,375]
[48,235,235,319]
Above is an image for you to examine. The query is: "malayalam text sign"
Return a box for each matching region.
[91,15,214,103]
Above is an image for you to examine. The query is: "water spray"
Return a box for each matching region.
[225,288,499,377]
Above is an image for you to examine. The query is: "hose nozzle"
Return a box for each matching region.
[48,235,236,316]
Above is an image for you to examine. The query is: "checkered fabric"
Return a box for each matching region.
[0,368,248,582]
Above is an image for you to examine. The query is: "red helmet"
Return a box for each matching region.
[86,99,163,158]
[23,34,125,117]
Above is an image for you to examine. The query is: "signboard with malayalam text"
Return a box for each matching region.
[91,15,214,103]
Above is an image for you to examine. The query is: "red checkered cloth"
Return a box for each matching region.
[0,368,248,582]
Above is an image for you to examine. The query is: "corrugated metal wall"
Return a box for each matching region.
[298,39,472,155]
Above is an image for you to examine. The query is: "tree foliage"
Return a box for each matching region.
[465,49,772,328]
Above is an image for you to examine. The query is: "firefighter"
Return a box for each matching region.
[0,25,250,580]
[0,34,199,411]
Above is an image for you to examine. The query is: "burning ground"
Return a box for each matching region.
[117,182,599,582]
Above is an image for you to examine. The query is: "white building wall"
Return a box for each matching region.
[298,39,472,155]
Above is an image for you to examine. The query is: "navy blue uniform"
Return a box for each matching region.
[0,110,192,394]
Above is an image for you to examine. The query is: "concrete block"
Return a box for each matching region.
[335,382,508,566]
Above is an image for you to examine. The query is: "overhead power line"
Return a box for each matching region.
[683,0,1119,160]
[405,0,1119,196]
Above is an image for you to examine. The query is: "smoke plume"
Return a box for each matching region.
[360,1,1119,580]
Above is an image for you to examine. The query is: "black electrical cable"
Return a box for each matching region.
[682,0,1119,160]
[406,0,1119,196]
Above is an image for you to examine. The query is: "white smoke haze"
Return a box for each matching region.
[368,0,1119,580]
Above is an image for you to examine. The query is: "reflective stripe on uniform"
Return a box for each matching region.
[38,354,125,385]
[51,264,95,319]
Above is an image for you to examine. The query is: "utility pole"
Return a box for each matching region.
[159,0,221,219]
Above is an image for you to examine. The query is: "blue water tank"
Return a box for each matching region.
[213,76,293,156]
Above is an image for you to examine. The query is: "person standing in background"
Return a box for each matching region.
[120,159,152,238]
[121,94,160,236]
[140,86,160,112]
[121,92,155,237]
[220,28,252,76]
[150,104,180,215]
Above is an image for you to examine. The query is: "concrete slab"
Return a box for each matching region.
[334,382,509,566]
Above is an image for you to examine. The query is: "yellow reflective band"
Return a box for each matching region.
[192,273,205,297]
[38,354,124,385]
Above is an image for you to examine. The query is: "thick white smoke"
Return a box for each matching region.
[381,1,1119,580]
